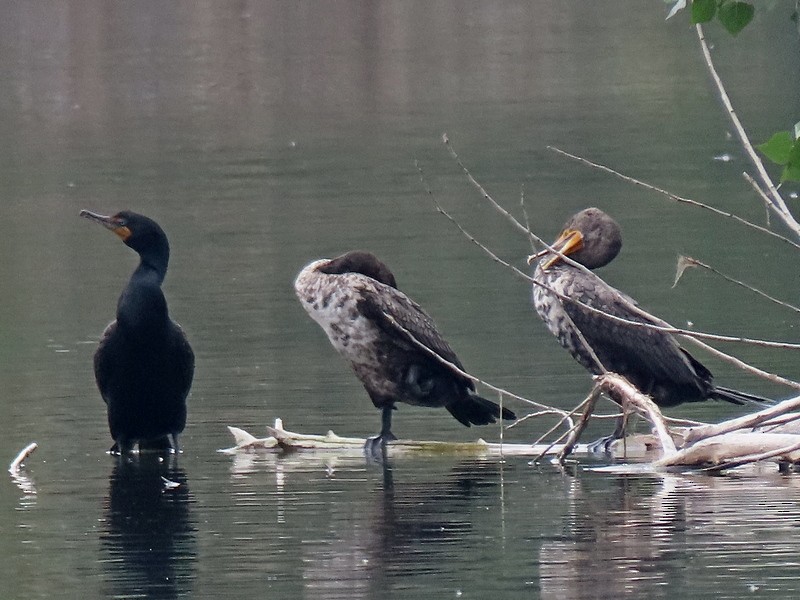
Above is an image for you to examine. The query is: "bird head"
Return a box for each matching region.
[80,210,170,270]
[528,207,622,271]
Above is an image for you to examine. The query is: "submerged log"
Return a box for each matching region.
[219,419,606,458]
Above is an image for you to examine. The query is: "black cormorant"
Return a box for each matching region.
[531,207,768,435]
[81,210,194,454]
[294,250,516,449]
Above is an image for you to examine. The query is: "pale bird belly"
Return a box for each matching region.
[299,285,397,397]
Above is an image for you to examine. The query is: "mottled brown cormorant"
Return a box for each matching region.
[295,251,516,450]
[81,210,194,454]
[531,208,768,438]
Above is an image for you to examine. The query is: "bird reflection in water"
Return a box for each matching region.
[301,457,505,598]
[100,454,196,600]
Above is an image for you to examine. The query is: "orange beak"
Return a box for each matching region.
[80,210,132,241]
[529,229,584,270]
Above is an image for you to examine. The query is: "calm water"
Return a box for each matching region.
[2,2,799,598]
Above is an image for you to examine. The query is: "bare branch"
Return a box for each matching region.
[695,23,800,237]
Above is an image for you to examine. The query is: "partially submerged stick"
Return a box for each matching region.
[8,442,37,474]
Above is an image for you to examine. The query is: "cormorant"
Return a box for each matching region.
[81,210,194,454]
[531,207,768,438]
[294,250,516,450]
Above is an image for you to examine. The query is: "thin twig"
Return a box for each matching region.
[743,171,778,226]
[528,396,593,444]
[507,409,577,430]
[381,312,572,420]
[558,387,602,461]
[442,134,532,238]
[547,145,800,251]
[520,184,537,253]
[676,255,800,313]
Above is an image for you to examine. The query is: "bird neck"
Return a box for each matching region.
[116,265,170,338]
[136,245,169,285]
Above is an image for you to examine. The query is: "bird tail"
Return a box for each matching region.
[711,386,774,406]
[446,393,517,427]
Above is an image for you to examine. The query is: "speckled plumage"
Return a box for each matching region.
[532,208,768,409]
[295,251,515,441]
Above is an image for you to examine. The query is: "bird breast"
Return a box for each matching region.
[532,263,602,374]
[294,262,382,364]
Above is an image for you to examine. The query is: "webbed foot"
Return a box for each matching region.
[586,435,618,455]
[364,432,397,460]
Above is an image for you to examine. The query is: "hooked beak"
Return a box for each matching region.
[80,210,132,241]
[527,229,584,270]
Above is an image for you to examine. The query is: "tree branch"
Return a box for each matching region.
[695,23,800,237]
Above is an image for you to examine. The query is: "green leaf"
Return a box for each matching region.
[782,140,800,182]
[717,1,755,35]
[691,0,717,23]
[781,162,800,183]
[758,131,793,165]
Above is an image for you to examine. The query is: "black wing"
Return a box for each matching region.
[357,282,467,375]
[561,271,702,387]
[93,320,119,407]
[169,321,195,401]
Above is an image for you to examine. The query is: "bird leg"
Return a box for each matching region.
[586,414,627,454]
[109,438,136,455]
[167,433,181,454]
[364,405,397,457]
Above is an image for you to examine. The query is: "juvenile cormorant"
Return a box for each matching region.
[81,210,194,454]
[294,251,516,449]
[531,207,768,430]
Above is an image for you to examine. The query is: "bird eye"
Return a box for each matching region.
[116,218,128,227]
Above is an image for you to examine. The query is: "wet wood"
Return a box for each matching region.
[219,419,597,458]
[8,442,37,474]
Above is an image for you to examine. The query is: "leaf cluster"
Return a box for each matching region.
[690,0,755,35]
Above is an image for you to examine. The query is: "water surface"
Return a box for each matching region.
[2,2,799,598]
